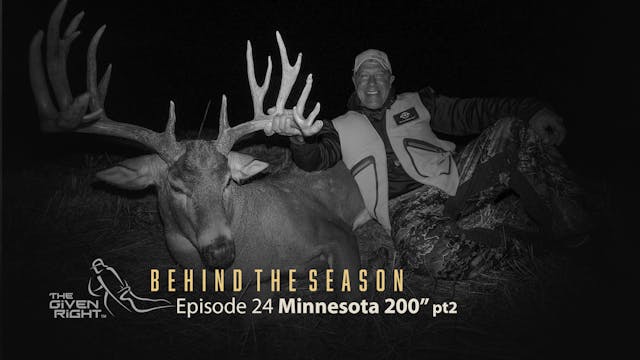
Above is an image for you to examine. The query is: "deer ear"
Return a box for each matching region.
[96,154,167,190]
[227,151,269,182]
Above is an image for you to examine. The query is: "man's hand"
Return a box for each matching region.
[264,108,302,137]
[263,74,323,140]
[529,107,566,146]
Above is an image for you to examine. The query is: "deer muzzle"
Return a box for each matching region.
[200,235,236,270]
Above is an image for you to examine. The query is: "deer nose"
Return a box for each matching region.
[201,236,235,270]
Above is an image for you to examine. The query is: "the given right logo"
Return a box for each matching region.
[49,258,173,319]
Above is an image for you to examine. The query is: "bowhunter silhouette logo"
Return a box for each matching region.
[88,258,173,316]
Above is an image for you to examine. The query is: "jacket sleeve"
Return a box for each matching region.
[289,119,342,171]
[419,87,548,136]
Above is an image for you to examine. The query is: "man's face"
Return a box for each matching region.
[353,61,395,110]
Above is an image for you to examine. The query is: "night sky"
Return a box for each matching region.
[4,1,617,168]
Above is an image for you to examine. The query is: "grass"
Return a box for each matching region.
[2,145,612,360]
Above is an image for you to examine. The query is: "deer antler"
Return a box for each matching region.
[30,1,315,159]
[245,40,272,120]
[274,32,302,115]
[215,31,312,154]
[29,0,183,162]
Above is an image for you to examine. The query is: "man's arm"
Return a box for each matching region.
[419,87,548,136]
[289,119,342,171]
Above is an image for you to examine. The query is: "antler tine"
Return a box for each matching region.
[46,0,75,109]
[30,0,183,162]
[215,94,271,155]
[215,94,233,153]
[274,31,301,115]
[214,31,307,155]
[246,40,272,119]
[87,24,112,113]
[218,94,229,137]
[217,94,229,142]
[29,31,58,127]
[165,101,178,139]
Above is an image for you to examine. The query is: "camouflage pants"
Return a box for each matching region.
[390,117,588,279]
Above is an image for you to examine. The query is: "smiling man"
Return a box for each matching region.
[353,50,395,110]
[267,49,591,279]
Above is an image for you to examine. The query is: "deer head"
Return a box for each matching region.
[29,0,320,270]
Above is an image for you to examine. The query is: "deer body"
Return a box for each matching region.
[153,147,364,274]
[224,165,361,272]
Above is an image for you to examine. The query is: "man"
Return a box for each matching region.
[267,49,589,279]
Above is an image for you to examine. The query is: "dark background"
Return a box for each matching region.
[2,0,629,358]
[3,1,622,167]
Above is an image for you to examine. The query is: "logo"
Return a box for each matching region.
[88,258,173,316]
[50,258,173,318]
[393,107,419,125]
[49,292,103,318]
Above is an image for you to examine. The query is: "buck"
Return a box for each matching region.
[30,1,369,297]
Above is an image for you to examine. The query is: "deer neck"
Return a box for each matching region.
[223,180,275,234]
[223,182,249,227]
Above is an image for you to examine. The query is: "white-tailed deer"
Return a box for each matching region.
[30,0,369,297]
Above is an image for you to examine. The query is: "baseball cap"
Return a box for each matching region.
[353,49,392,74]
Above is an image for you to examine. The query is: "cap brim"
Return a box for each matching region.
[354,59,390,73]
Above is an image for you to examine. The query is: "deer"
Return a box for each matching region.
[29,0,369,299]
